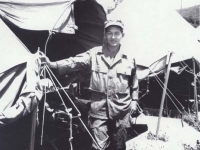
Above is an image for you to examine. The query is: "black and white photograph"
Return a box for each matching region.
[0,0,200,150]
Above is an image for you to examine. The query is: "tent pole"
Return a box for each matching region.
[29,106,38,150]
[165,96,168,117]
[156,52,173,139]
[192,58,198,121]
[29,47,41,150]
[188,82,191,114]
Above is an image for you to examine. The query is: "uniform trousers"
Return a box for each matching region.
[88,113,130,150]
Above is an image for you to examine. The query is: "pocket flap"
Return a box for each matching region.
[92,64,107,73]
[117,67,132,75]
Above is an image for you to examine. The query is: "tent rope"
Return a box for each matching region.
[44,65,70,114]
[45,65,102,150]
[40,31,53,145]
[149,67,185,110]
[153,75,183,114]
[44,65,73,149]
[40,1,76,145]
[158,77,184,108]
[153,74,198,126]
[150,66,185,108]
[45,65,81,115]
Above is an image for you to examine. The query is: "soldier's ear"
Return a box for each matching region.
[122,33,125,37]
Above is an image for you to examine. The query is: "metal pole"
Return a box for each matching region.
[29,107,38,150]
[192,58,198,121]
[156,52,173,138]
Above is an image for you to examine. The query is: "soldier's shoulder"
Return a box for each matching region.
[89,46,103,54]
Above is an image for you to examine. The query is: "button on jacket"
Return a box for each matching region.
[56,44,138,120]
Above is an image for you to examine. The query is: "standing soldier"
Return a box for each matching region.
[41,20,139,150]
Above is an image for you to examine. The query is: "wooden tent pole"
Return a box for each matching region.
[192,58,198,121]
[188,82,191,114]
[29,107,38,150]
[156,52,173,138]
[29,47,40,150]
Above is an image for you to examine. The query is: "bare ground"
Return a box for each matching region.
[126,114,200,150]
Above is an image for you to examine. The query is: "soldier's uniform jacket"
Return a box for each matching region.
[56,44,138,120]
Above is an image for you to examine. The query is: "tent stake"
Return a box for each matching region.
[156,52,173,139]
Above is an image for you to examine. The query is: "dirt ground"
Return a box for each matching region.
[126,114,200,150]
[0,113,199,150]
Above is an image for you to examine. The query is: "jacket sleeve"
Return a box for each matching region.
[56,50,91,75]
[131,59,139,100]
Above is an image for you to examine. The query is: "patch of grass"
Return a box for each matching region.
[183,143,200,150]
[181,114,200,150]
[182,113,200,132]
[147,131,169,142]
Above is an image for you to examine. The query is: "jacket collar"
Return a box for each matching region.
[97,44,128,67]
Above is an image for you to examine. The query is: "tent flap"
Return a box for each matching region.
[0,18,30,73]
[0,53,54,126]
[108,0,200,66]
[0,0,76,33]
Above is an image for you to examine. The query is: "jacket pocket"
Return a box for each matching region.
[92,64,108,73]
[115,67,132,93]
[117,67,132,76]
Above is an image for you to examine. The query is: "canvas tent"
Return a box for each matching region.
[0,0,107,57]
[0,16,57,150]
[0,0,106,123]
[107,0,200,113]
[0,1,107,150]
[0,18,30,113]
[139,59,200,110]
[107,0,200,66]
[0,0,200,149]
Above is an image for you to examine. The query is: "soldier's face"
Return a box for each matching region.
[105,26,124,48]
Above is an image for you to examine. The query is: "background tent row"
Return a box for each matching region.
[139,58,200,115]
[108,0,200,66]
[107,0,200,116]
